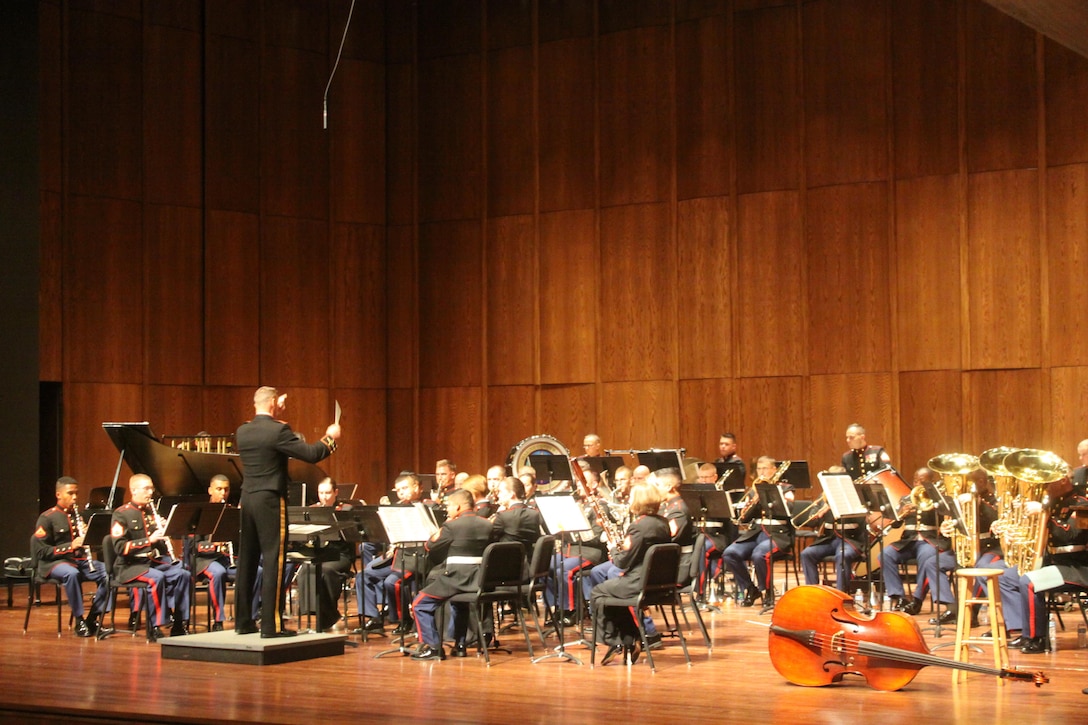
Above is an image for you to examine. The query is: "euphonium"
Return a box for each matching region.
[980,447,1020,541]
[1002,449,1070,574]
[928,453,980,568]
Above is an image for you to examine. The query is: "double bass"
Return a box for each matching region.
[767,585,1047,691]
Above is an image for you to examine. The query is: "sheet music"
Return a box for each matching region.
[377,505,438,544]
[288,523,331,536]
[818,472,868,519]
[534,495,591,535]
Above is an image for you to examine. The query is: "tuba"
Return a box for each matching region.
[980,446,1020,543]
[1002,449,1070,574]
[506,434,570,494]
[927,453,980,568]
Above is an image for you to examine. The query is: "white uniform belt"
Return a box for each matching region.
[680,545,694,554]
[446,556,482,565]
[838,523,861,530]
[1049,544,1086,554]
[757,518,788,526]
[702,522,723,529]
[906,525,936,531]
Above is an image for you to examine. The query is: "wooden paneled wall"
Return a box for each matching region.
[37,0,1088,505]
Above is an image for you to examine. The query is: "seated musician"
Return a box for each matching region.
[720,456,795,607]
[879,467,956,621]
[357,472,430,634]
[111,474,190,638]
[589,483,670,665]
[410,489,497,660]
[516,465,538,506]
[32,476,110,637]
[799,488,867,592]
[462,474,495,518]
[434,459,458,501]
[485,465,505,511]
[491,477,545,559]
[544,466,613,627]
[999,479,1088,654]
[294,478,355,632]
[611,466,633,507]
[694,461,733,597]
[186,474,261,631]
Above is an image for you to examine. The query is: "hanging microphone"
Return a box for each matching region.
[323,97,328,130]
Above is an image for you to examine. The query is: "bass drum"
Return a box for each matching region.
[506,434,571,494]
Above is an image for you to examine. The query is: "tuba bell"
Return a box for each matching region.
[506,434,570,494]
[927,452,980,567]
[1002,448,1070,574]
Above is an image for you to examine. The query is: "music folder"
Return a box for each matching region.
[287,506,337,540]
[376,503,439,544]
[534,494,591,536]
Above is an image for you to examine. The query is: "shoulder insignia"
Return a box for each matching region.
[34,526,46,538]
[111,521,124,538]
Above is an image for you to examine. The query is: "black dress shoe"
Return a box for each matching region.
[928,609,956,626]
[261,628,298,639]
[1007,635,1024,649]
[211,622,224,632]
[646,631,664,650]
[740,587,760,608]
[363,617,385,633]
[626,642,641,665]
[75,617,91,638]
[410,644,446,661]
[450,643,468,658]
[391,621,413,636]
[1020,637,1049,654]
[149,626,164,641]
[170,621,189,637]
[128,613,140,631]
[601,644,623,665]
[898,598,923,616]
[235,623,259,635]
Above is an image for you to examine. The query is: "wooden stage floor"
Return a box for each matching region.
[4,582,1088,724]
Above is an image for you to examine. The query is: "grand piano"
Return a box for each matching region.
[102,422,328,504]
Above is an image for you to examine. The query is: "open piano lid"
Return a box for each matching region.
[103,421,328,497]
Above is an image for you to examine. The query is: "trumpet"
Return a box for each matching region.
[148,498,177,562]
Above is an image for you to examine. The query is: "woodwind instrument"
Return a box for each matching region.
[571,459,623,548]
[148,498,177,561]
[71,500,93,561]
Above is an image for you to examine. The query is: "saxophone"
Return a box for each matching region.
[148,498,178,562]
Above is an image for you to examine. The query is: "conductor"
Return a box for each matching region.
[234,386,341,638]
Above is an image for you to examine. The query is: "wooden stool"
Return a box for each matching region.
[951,567,1008,685]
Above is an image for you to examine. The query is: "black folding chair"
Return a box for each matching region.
[449,541,536,666]
[97,535,157,643]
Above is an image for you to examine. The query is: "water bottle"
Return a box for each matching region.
[854,589,865,609]
[1077,624,1086,649]
[978,604,989,627]
[1048,613,1058,652]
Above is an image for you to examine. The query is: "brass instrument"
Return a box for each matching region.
[790,494,829,530]
[570,459,624,549]
[739,460,792,522]
[1002,449,1070,574]
[928,452,981,567]
[148,498,177,562]
[980,446,1020,540]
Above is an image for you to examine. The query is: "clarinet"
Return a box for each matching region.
[148,498,178,561]
[71,501,93,562]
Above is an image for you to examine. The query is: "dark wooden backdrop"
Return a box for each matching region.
[36,0,1088,505]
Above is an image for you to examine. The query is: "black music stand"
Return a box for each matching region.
[919,476,959,641]
[371,505,437,658]
[532,494,592,665]
[342,507,396,646]
[286,506,339,633]
[714,461,746,490]
[530,453,575,487]
[754,483,793,615]
[820,473,869,608]
[166,502,225,627]
[581,455,625,484]
[777,461,812,489]
[680,485,733,610]
[636,449,685,474]
[857,480,900,609]
[84,513,113,559]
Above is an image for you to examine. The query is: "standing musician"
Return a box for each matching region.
[357,472,430,634]
[589,483,670,665]
[999,479,1088,653]
[715,433,747,480]
[879,467,954,617]
[842,424,892,481]
[110,474,191,638]
[544,466,613,627]
[187,474,261,631]
[234,386,340,639]
[32,476,110,637]
[410,489,497,660]
[720,456,795,607]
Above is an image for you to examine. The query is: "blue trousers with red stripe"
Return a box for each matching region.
[128,560,190,626]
